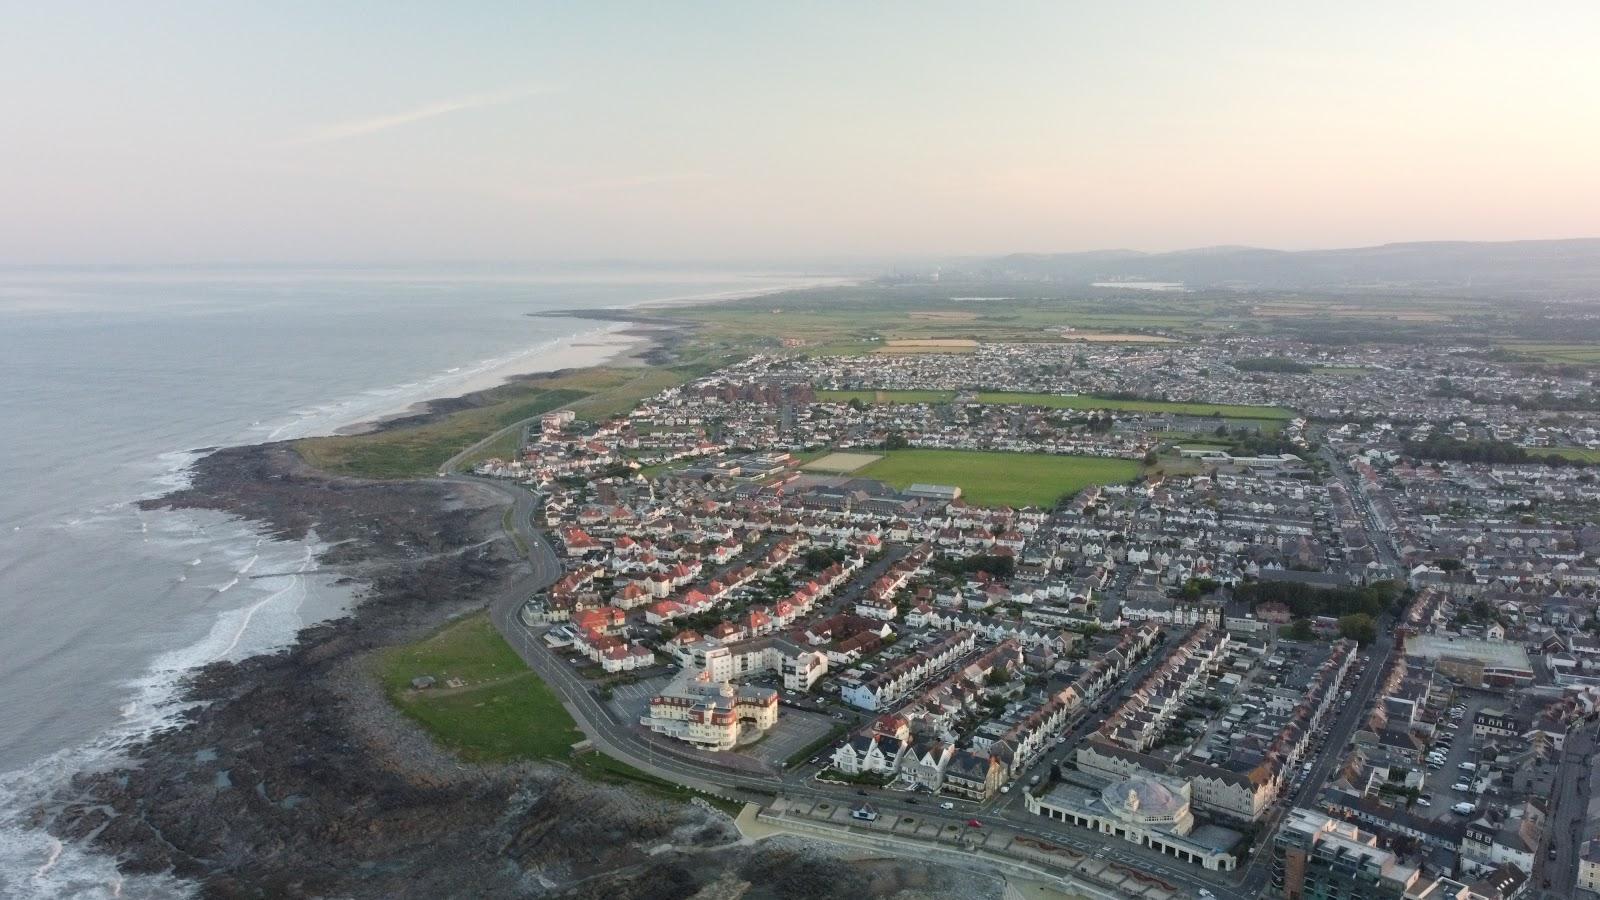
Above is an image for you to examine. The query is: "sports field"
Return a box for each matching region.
[856,449,1141,508]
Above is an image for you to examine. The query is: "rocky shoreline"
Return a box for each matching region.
[39,371,1003,898]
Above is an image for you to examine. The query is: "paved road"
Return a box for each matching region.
[1538,720,1597,899]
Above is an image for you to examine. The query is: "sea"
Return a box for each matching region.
[0,265,831,898]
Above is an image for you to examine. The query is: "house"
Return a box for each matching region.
[942,750,1004,801]
[900,737,955,790]
[832,733,906,776]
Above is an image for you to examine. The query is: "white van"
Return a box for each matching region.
[1451,802,1475,815]
[1458,762,1477,773]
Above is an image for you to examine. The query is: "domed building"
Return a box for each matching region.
[1027,772,1239,871]
[1100,776,1196,834]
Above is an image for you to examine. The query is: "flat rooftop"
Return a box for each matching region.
[1406,634,1531,670]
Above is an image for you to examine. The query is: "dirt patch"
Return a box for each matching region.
[803,452,883,473]
[883,339,977,348]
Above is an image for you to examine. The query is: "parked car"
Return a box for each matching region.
[940,801,955,810]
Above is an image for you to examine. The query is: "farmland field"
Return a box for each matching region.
[1498,342,1600,364]
[856,449,1141,508]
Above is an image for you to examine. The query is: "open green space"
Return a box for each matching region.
[295,350,740,479]
[1497,342,1600,364]
[856,449,1141,507]
[297,385,588,479]
[374,611,741,814]
[817,389,958,405]
[973,391,1294,420]
[816,388,1291,421]
[375,612,583,761]
[1548,447,1600,463]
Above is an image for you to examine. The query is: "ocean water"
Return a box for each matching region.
[0,266,821,898]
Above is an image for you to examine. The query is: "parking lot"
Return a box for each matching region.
[740,706,837,765]
[604,673,673,722]
[1415,690,1495,820]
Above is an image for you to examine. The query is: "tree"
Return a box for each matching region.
[1338,613,1377,645]
[986,665,1011,687]
[1287,619,1315,641]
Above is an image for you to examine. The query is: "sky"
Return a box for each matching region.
[2,2,1599,264]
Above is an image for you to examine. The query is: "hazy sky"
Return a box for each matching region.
[3,2,1599,264]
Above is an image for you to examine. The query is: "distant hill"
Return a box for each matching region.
[979,238,1600,293]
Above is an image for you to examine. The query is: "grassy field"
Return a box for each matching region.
[856,449,1141,507]
[817,388,1291,421]
[374,612,584,762]
[817,389,958,405]
[297,386,587,479]
[1497,342,1600,364]
[294,351,742,479]
[1548,447,1600,463]
[973,391,1294,420]
[374,612,741,813]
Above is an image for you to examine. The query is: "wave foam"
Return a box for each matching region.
[0,536,331,899]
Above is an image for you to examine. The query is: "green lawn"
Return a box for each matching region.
[297,386,588,479]
[817,389,958,405]
[293,354,741,480]
[1497,342,1600,364]
[973,391,1293,420]
[375,611,743,814]
[374,612,583,762]
[856,449,1141,507]
[815,388,1291,421]
[1547,447,1600,463]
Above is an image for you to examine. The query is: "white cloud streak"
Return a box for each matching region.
[277,85,555,148]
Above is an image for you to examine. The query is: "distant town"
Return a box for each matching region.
[453,316,1600,900]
